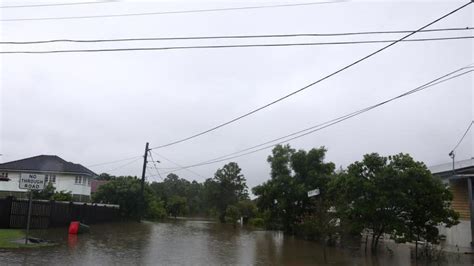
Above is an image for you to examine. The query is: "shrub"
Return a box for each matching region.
[248,218,265,228]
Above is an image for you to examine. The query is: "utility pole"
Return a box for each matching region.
[139,142,149,221]
[449,151,456,176]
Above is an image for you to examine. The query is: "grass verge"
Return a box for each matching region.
[0,229,56,249]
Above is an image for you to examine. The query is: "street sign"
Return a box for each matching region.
[19,173,46,190]
[307,188,320,198]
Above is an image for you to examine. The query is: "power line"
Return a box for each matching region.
[2,27,473,45]
[451,120,474,152]
[148,151,163,180]
[149,2,473,150]
[86,155,142,168]
[104,157,142,173]
[1,1,344,22]
[159,66,474,174]
[151,150,206,179]
[162,68,474,174]
[0,0,116,9]
[2,35,473,54]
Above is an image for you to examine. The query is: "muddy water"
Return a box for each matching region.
[0,219,472,265]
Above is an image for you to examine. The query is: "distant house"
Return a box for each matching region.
[429,158,474,249]
[0,155,97,202]
[91,180,109,195]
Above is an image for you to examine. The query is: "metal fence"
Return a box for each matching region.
[0,197,121,229]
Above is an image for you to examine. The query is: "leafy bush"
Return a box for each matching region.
[51,190,72,201]
[248,218,265,228]
[225,205,241,225]
[147,200,167,220]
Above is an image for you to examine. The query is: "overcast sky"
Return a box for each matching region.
[1,0,473,190]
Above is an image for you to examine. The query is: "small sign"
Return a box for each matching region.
[19,173,46,190]
[307,188,320,198]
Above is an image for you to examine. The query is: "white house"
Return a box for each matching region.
[0,155,97,202]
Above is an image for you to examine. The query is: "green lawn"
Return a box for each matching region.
[0,229,25,248]
[0,229,56,249]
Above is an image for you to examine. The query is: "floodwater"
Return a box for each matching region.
[0,219,473,265]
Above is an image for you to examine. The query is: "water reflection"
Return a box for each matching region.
[67,234,78,249]
[0,220,473,265]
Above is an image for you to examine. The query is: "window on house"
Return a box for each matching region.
[45,174,56,183]
[75,176,82,184]
[0,173,8,178]
[87,178,91,186]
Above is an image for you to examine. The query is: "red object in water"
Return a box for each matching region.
[69,221,79,234]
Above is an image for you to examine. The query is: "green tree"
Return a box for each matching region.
[51,190,73,201]
[93,176,164,220]
[253,145,335,234]
[203,178,220,218]
[97,173,115,180]
[151,174,207,217]
[329,153,402,251]
[225,205,241,227]
[208,162,248,222]
[166,195,188,218]
[236,200,257,220]
[32,183,73,201]
[388,154,459,257]
[147,199,167,220]
[32,183,55,200]
[253,145,297,231]
[329,153,459,253]
[187,181,205,216]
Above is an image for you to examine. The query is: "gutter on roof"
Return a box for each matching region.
[447,175,472,181]
[0,168,96,177]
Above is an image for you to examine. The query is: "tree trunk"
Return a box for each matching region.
[364,233,369,254]
[374,232,382,251]
[415,234,419,260]
[372,226,385,253]
[371,232,377,251]
[323,240,327,263]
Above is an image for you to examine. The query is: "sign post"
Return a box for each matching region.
[25,190,33,244]
[19,173,46,245]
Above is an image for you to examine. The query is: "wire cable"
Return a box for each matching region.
[2,27,473,45]
[104,157,142,173]
[149,1,474,150]
[86,155,142,168]
[159,67,474,174]
[148,151,163,180]
[0,0,116,9]
[151,150,206,179]
[451,120,474,152]
[2,35,473,54]
[1,1,344,22]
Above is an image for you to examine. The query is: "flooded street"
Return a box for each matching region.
[1,220,473,265]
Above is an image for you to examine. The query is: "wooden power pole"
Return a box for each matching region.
[139,142,149,221]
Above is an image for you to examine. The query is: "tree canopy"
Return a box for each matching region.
[329,153,459,252]
[92,145,458,256]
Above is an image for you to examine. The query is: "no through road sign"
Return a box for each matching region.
[19,173,46,190]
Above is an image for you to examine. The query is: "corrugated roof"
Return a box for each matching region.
[0,155,97,176]
[429,158,474,175]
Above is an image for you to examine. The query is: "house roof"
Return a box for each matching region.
[429,158,474,177]
[0,155,97,177]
